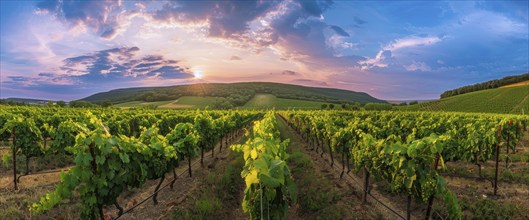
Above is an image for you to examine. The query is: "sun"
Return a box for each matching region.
[193,70,203,79]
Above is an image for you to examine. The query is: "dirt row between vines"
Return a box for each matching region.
[277,115,422,220]
[108,128,249,220]
[278,115,529,220]
[0,128,249,220]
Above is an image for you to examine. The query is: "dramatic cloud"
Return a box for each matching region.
[0,0,527,100]
[153,0,280,38]
[35,0,141,39]
[2,47,193,97]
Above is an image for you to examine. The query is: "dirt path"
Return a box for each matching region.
[276,115,383,220]
[0,128,249,220]
[105,128,249,220]
[276,115,413,220]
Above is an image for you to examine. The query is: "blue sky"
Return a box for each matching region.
[0,0,527,101]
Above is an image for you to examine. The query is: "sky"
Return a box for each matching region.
[0,0,528,101]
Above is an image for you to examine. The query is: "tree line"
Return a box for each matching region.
[440,73,529,98]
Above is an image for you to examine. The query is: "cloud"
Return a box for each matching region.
[359,36,441,71]
[153,0,280,38]
[353,16,367,25]
[404,61,432,72]
[3,46,193,95]
[230,55,242,61]
[329,25,350,37]
[150,0,348,62]
[35,0,141,39]
[282,70,297,75]
[384,36,442,51]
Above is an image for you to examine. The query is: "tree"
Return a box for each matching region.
[329,104,335,109]
[101,101,112,108]
[321,104,328,109]
[47,101,54,107]
[56,101,66,107]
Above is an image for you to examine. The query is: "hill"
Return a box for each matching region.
[440,72,529,98]
[81,82,385,107]
[401,85,529,114]
[242,94,330,109]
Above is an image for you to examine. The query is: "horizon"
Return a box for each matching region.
[1,0,528,101]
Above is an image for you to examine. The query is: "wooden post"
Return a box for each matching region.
[12,126,17,190]
[340,144,345,179]
[494,125,501,195]
[407,194,412,220]
[425,154,440,220]
[219,136,223,153]
[505,121,510,168]
[362,167,370,204]
[188,157,192,177]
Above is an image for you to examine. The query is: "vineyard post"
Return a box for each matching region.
[346,148,351,173]
[494,125,501,196]
[219,135,223,153]
[327,139,334,166]
[425,154,440,220]
[188,156,192,177]
[506,120,511,168]
[362,167,370,204]
[340,144,345,178]
[407,194,412,220]
[200,147,204,166]
[12,126,17,190]
[25,155,30,175]
[211,141,215,158]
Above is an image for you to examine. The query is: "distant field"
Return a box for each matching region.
[401,85,529,114]
[242,94,329,109]
[114,100,173,108]
[500,80,529,88]
[114,96,221,109]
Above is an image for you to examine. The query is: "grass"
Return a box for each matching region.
[113,100,174,108]
[400,85,529,114]
[172,151,246,219]
[114,96,223,109]
[242,94,330,109]
[275,115,381,219]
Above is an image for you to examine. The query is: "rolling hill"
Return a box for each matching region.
[401,84,529,114]
[81,82,386,107]
[242,94,331,109]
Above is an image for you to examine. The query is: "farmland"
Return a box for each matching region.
[242,94,330,109]
[1,105,528,219]
[402,85,529,114]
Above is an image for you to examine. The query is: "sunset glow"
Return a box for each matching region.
[0,0,527,100]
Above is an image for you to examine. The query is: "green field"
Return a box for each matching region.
[114,96,222,109]
[401,85,529,114]
[114,100,174,108]
[242,94,329,109]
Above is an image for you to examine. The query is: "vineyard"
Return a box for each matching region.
[1,106,529,219]
[402,85,529,114]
